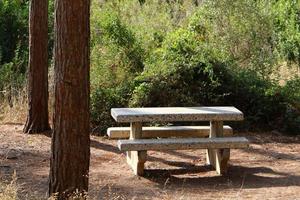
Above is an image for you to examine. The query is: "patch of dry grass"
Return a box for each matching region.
[0,91,27,124]
[274,62,300,86]
[0,73,54,125]
[0,171,18,200]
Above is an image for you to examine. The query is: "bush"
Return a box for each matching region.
[282,77,300,110]
[0,0,28,65]
[187,0,276,78]
[0,0,28,95]
[90,6,145,90]
[222,70,286,129]
[0,47,27,106]
[129,24,287,131]
[280,77,300,134]
[89,0,299,134]
[273,0,300,64]
[131,64,287,131]
[130,26,227,107]
[0,0,54,106]
[0,0,298,135]
[282,105,300,135]
[90,82,135,133]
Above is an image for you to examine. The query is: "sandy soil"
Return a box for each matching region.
[0,124,300,200]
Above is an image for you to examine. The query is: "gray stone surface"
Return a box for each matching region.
[111,107,244,123]
[107,125,233,139]
[118,137,249,151]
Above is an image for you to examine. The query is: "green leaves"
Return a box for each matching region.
[0,0,29,93]
[88,0,300,134]
[273,0,300,63]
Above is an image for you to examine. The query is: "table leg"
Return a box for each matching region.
[126,122,147,176]
[206,121,230,174]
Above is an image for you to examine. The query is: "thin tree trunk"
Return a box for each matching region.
[23,0,50,134]
[49,0,91,198]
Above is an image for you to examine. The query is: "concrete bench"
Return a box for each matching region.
[107,125,233,139]
[110,106,249,176]
[118,137,249,151]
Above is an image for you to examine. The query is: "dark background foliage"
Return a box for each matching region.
[1,0,299,134]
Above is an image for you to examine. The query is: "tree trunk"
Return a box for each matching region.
[49,0,91,198]
[23,0,51,134]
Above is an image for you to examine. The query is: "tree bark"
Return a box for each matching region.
[49,0,91,198]
[23,0,51,134]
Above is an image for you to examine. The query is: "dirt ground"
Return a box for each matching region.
[0,124,300,200]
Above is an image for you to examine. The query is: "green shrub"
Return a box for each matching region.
[280,76,300,134]
[0,0,54,104]
[0,0,29,96]
[0,0,299,135]
[273,0,300,64]
[130,25,287,130]
[282,77,300,110]
[187,0,277,78]
[282,106,300,135]
[91,5,145,89]
[131,66,287,131]
[0,46,27,105]
[90,82,135,133]
[222,70,286,129]
[130,26,227,107]
[89,0,299,134]
[0,0,28,65]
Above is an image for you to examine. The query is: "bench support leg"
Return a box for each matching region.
[127,151,147,176]
[206,121,230,175]
[126,122,147,176]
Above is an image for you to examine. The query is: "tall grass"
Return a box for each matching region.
[0,87,27,124]
[0,172,18,200]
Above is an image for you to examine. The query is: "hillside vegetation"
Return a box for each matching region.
[0,0,300,134]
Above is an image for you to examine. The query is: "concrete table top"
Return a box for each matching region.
[111,107,244,123]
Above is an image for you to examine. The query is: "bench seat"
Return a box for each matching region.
[107,126,233,139]
[118,137,249,151]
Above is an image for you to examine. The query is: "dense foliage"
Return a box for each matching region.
[0,0,54,106]
[0,0,29,105]
[90,0,300,134]
[0,0,299,134]
[273,0,300,64]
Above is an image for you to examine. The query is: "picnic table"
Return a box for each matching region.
[109,107,249,176]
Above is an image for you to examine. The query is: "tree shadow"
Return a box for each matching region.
[243,133,300,145]
[148,155,205,169]
[241,146,300,161]
[90,139,121,155]
[143,165,300,189]
[38,130,52,138]
[90,136,300,192]
[162,150,200,160]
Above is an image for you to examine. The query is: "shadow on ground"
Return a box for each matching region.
[143,165,300,189]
